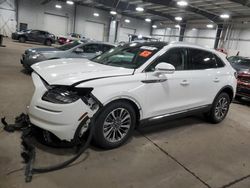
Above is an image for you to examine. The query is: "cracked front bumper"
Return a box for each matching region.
[28,73,96,141]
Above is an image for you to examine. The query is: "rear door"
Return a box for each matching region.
[186,48,221,105]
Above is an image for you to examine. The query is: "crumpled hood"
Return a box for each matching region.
[31,58,134,86]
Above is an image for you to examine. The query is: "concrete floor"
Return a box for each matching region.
[0,38,250,188]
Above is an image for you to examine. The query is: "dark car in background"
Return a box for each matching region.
[228,56,250,100]
[12,29,56,46]
[21,40,115,71]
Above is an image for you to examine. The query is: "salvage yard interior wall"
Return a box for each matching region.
[0,0,16,37]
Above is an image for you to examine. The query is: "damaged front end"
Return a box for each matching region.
[28,72,101,143]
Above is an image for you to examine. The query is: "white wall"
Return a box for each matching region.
[152,27,179,42]
[18,0,74,36]
[222,26,250,56]
[75,5,110,41]
[0,0,16,37]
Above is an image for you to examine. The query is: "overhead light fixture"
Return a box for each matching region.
[145,18,151,22]
[136,7,144,12]
[55,4,62,8]
[175,17,183,21]
[192,28,197,30]
[220,14,230,19]
[207,24,214,28]
[152,25,157,28]
[175,24,181,28]
[66,1,74,5]
[177,1,188,6]
[93,13,99,17]
[110,10,117,15]
[125,19,130,23]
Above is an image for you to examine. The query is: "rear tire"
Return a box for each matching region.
[93,101,136,149]
[205,92,230,124]
[19,37,26,43]
[45,39,52,46]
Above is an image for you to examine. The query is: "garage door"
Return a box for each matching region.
[118,27,136,42]
[84,21,104,41]
[44,13,68,36]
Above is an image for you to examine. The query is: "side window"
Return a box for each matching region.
[82,44,100,53]
[188,49,217,70]
[102,45,113,52]
[214,55,225,68]
[146,48,186,72]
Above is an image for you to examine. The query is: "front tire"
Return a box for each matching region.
[93,101,136,149]
[45,39,52,46]
[19,37,26,43]
[206,92,230,123]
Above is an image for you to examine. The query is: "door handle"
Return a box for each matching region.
[180,80,189,86]
[213,78,220,83]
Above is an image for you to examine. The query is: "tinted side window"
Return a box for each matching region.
[146,48,186,72]
[214,55,225,67]
[102,45,113,52]
[82,44,100,53]
[188,49,217,70]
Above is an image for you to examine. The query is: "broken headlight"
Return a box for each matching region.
[42,87,93,104]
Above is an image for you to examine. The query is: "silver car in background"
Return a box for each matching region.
[21,41,115,71]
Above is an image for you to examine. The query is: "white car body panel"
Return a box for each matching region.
[28,42,237,141]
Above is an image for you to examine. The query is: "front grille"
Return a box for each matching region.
[240,78,250,84]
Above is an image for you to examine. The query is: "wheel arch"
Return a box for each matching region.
[214,85,234,103]
[103,96,142,126]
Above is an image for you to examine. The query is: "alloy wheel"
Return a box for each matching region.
[215,97,228,120]
[103,108,131,143]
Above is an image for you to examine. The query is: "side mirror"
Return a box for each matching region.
[75,47,84,53]
[155,62,175,74]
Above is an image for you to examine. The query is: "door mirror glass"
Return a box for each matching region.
[74,47,84,53]
[155,62,175,74]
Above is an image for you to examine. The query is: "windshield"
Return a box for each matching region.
[91,43,164,69]
[57,41,82,51]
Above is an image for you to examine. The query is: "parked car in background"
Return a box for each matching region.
[58,33,85,45]
[12,29,56,46]
[228,56,250,72]
[28,42,237,149]
[21,40,115,71]
[236,71,250,100]
[228,56,250,100]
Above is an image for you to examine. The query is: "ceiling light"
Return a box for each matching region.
[192,28,197,30]
[145,18,151,22]
[175,24,181,28]
[207,24,214,28]
[110,11,117,15]
[136,7,144,12]
[55,4,62,8]
[93,13,99,17]
[125,19,130,23]
[152,25,157,28]
[220,14,230,19]
[177,1,188,6]
[66,1,74,5]
[175,17,183,21]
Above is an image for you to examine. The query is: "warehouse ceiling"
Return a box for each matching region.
[46,0,250,24]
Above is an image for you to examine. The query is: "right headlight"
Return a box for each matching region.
[42,86,93,104]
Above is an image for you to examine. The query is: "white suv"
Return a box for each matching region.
[29,42,237,149]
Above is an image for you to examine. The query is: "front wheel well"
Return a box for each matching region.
[104,99,141,127]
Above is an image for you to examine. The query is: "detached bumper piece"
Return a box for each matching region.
[1,113,94,183]
[1,114,35,182]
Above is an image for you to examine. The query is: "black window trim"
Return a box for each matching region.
[144,47,188,72]
[186,47,225,71]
